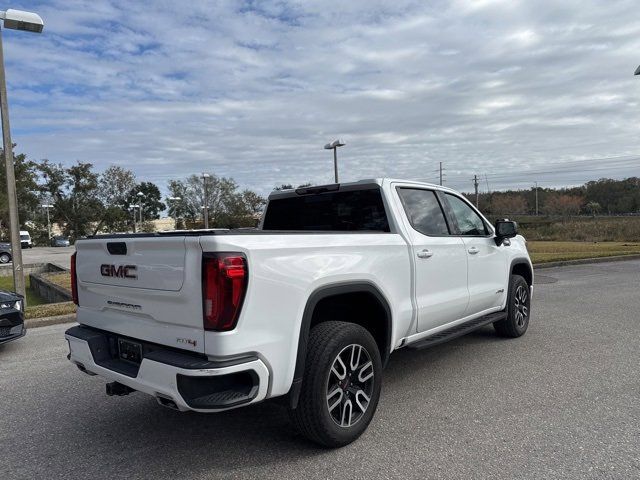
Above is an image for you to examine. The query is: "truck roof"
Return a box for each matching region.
[268,178,458,198]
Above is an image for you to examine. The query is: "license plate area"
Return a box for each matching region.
[118,338,142,365]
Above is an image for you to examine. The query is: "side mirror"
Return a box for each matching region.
[494,219,517,245]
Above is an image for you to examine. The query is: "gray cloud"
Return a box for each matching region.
[4,0,640,195]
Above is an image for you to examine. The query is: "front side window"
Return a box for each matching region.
[445,194,488,236]
[397,188,450,236]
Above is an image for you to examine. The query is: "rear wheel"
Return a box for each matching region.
[0,253,11,264]
[289,321,382,447]
[494,274,530,337]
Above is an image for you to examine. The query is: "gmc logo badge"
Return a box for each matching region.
[100,264,137,279]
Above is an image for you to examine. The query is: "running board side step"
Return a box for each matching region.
[407,312,507,350]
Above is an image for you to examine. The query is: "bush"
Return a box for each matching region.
[508,216,640,242]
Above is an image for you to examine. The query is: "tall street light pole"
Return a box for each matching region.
[136,192,144,225]
[0,9,44,301]
[324,139,345,183]
[42,203,53,239]
[129,204,138,232]
[167,196,181,229]
[202,173,210,229]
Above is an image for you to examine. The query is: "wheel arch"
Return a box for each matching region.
[510,258,533,286]
[288,281,392,409]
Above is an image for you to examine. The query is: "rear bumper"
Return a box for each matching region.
[65,325,269,412]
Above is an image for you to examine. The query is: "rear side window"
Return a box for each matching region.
[397,188,449,236]
[263,188,390,231]
[444,193,489,236]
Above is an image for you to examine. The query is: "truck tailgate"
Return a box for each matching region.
[75,236,206,353]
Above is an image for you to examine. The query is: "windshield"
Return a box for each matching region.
[20,234,29,240]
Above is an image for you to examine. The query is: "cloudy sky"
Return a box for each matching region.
[4,0,640,195]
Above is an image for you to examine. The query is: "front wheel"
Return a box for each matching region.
[289,321,382,448]
[494,274,530,337]
[0,253,11,264]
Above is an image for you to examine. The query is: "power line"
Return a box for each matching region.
[443,154,640,181]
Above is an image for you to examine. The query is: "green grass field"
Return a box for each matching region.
[0,275,46,306]
[45,272,72,291]
[24,301,76,320]
[527,241,640,263]
[0,273,76,319]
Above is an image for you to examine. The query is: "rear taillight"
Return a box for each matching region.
[202,253,247,331]
[71,252,78,305]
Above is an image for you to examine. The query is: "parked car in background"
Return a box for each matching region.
[51,236,71,247]
[0,243,11,264]
[0,290,25,345]
[19,231,32,249]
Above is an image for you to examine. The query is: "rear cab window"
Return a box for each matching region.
[262,185,390,232]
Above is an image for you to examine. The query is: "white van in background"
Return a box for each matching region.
[19,230,32,248]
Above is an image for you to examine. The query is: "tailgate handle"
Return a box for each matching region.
[107,242,127,255]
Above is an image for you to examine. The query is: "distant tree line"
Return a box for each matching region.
[2,145,637,242]
[465,177,640,217]
[166,174,265,229]
[0,147,266,243]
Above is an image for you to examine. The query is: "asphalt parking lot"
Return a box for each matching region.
[1,259,638,480]
[22,246,75,269]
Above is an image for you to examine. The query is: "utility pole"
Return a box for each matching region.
[473,175,479,207]
[439,162,443,186]
[534,181,539,216]
[202,173,210,229]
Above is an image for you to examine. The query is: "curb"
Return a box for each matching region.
[25,313,76,329]
[533,254,640,269]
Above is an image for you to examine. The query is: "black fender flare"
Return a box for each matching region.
[288,281,392,409]
[509,257,534,286]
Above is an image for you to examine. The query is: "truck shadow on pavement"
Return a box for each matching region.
[54,325,511,478]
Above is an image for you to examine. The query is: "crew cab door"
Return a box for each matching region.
[394,186,469,332]
[440,193,509,316]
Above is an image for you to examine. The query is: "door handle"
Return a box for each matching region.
[468,246,479,255]
[417,249,433,259]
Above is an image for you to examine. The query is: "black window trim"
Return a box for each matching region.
[395,186,453,238]
[438,191,494,238]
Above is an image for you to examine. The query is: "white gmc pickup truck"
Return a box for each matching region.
[66,179,533,447]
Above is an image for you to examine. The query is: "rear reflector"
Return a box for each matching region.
[71,252,78,305]
[202,253,247,331]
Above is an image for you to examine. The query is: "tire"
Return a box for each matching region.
[494,274,530,338]
[0,253,11,264]
[289,321,382,448]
